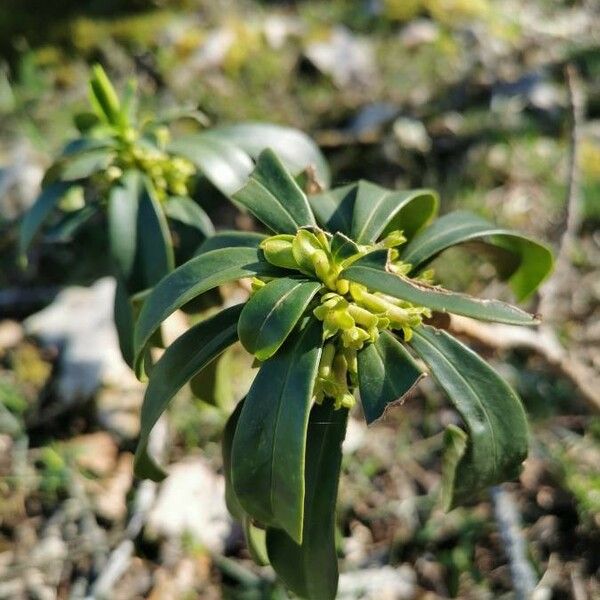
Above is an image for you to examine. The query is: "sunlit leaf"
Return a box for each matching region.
[135,305,243,480]
[410,326,529,508]
[266,401,347,600]
[342,251,538,326]
[402,210,554,300]
[232,317,322,542]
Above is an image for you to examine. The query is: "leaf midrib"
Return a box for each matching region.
[403,223,505,263]
[267,323,315,535]
[254,281,307,352]
[252,177,307,231]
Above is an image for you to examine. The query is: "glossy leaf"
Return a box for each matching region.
[238,277,322,361]
[59,148,114,181]
[243,516,270,566]
[440,424,468,511]
[410,326,529,508]
[108,171,141,280]
[206,122,331,188]
[89,64,123,127]
[137,180,175,287]
[223,399,245,520]
[113,277,135,368]
[45,204,97,243]
[134,247,281,376]
[357,331,424,424]
[342,251,538,326]
[232,149,316,234]
[330,231,361,264]
[60,137,113,157]
[135,305,243,480]
[351,181,438,244]
[266,401,348,600]
[19,181,74,259]
[308,184,357,236]
[195,230,266,255]
[169,134,253,196]
[401,210,554,300]
[163,196,215,237]
[231,317,323,542]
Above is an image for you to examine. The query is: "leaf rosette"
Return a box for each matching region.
[19,66,328,367]
[133,149,553,599]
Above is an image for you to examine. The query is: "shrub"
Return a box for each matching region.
[133,149,553,599]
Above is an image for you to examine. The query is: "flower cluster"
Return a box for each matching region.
[258,227,432,409]
[101,126,195,200]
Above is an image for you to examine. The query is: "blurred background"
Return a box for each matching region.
[0,1,599,598]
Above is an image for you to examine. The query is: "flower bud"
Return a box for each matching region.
[336,278,350,295]
[292,229,325,274]
[381,229,406,248]
[250,277,266,294]
[312,250,336,289]
[318,343,336,378]
[341,326,371,350]
[348,304,378,328]
[259,235,300,270]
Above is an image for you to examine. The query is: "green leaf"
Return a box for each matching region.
[60,136,112,157]
[134,247,281,376]
[113,277,135,368]
[19,181,73,260]
[59,148,114,181]
[72,112,102,134]
[206,122,331,188]
[195,230,266,255]
[238,278,322,361]
[231,317,323,542]
[89,64,123,127]
[205,122,328,181]
[357,331,424,424]
[168,134,253,196]
[308,184,357,236]
[108,171,141,280]
[223,399,246,520]
[409,326,529,508]
[135,305,243,480]
[243,516,270,566]
[163,196,215,237]
[266,401,348,600]
[342,251,538,326]
[401,210,554,301]
[137,179,175,288]
[330,231,361,264]
[440,424,468,511]
[44,204,97,242]
[351,181,439,244]
[232,149,317,234]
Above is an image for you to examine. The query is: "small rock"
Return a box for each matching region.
[24,278,139,404]
[68,432,118,476]
[338,565,416,599]
[95,453,133,522]
[263,15,304,49]
[146,457,232,553]
[96,386,143,440]
[0,320,24,351]
[393,117,431,153]
[188,28,235,72]
[343,417,367,454]
[346,103,398,137]
[305,26,377,88]
[399,19,439,49]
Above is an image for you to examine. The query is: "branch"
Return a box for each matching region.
[449,315,600,412]
[538,64,585,319]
